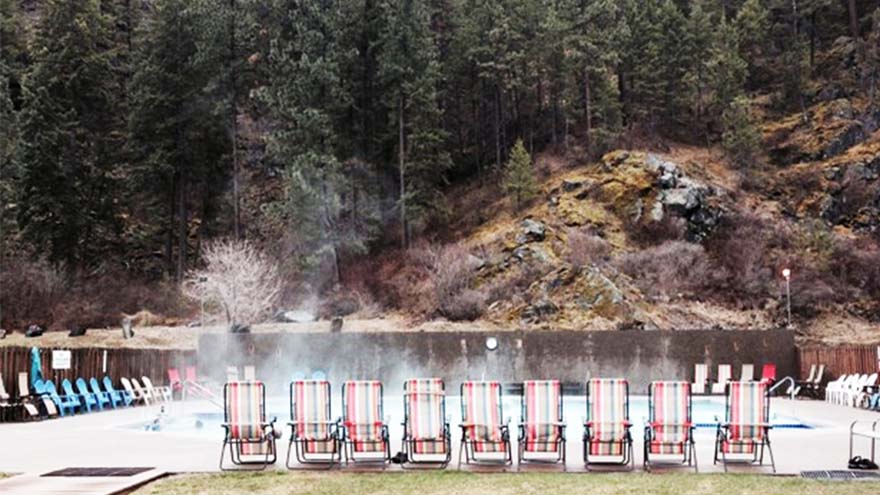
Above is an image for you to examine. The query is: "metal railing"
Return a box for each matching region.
[769,376,796,400]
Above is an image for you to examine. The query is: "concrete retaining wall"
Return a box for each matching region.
[198,329,796,393]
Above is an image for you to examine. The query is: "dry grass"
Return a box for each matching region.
[133,472,879,495]
[0,316,511,350]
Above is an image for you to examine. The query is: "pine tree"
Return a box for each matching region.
[562,0,620,153]
[685,0,715,144]
[377,0,451,248]
[721,96,761,168]
[0,0,25,257]
[17,0,123,269]
[735,0,769,86]
[504,138,536,210]
[128,0,229,279]
[260,0,373,284]
[190,0,261,240]
[709,15,748,114]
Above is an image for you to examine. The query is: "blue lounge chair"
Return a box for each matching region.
[72,378,98,412]
[89,378,113,409]
[61,379,85,413]
[105,376,132,407]
[45,381,79,416]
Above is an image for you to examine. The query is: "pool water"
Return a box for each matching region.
[122,395,812,439]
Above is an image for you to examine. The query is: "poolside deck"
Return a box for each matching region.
[0,397,877,485]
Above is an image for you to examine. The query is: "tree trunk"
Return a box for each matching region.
[847,0,859,39]
[177,175,187,281]
[398,93,408,249]
[166,177,176,276]
[494,84,501,170]
[229,0,241,240]
[584,64,592,154]
[321,178,341,286]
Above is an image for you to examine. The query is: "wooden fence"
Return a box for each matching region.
[797,344,880,381]
[0,346,196,399]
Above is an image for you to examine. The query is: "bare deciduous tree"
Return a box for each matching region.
[183,240,281,328]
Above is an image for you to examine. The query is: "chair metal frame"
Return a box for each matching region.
[286,380,341,469]
[643,381,697,472]
[341,381,391,465]
[458,381,512,468]
[220,381,278,471]
[517,380,566,468]
[713,381,776,473]
[583,378,634,470]
[401,379,451,468]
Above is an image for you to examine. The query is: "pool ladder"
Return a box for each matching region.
[769,376,797,400]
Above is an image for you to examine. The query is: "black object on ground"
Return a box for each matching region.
[42,467,154,477]
[229,323,251,334]
[68,325,87,337]
[25,324,44,337]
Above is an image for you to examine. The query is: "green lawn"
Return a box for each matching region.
[133,472,880,495]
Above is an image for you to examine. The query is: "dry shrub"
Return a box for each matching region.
[835,167,879,221]
[183,240,282,326]
[0,257,65,329]
[622,215,687,247]
[566,228,611,266]
[704,213,774,307]
[827,237,880,300]
[615,241,714,300]
[367,242,487,321]
[1,256,191,331]
[440,289,487,321]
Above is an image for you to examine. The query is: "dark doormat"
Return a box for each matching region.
[42,467,154,477]
[801,470,880,480]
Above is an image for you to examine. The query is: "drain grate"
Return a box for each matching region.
[42,467,153,477]
[801,470,880,480]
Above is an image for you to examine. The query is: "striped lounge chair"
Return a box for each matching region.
[458,380,511,468]
[583,378,633,469]
[714,381,775,472]
[341,380,390,464]
[220,381,278,470]
[287,379,341,469]
[644,381,697,472]
[518,380,566,467]
[402,378,451,466]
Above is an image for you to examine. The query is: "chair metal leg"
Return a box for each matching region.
[766,439,776,473]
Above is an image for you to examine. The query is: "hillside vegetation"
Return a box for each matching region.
[1,0,879,344]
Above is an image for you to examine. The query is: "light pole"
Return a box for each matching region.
[782,268,791,329]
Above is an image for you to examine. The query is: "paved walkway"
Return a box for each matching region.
[0,470,164,495]
[0,397,877,492]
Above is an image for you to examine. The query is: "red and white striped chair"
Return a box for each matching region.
[459,380,511,468]
[518,380,566,468]
[341,380,390,464]
[220,381,277,470]
[714,381,775,472]
[583,378,633,469]
[402,378,450,466]
[644,381,696,471]
[287,380,340,469]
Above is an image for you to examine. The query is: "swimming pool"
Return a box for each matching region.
[121,395,812,439]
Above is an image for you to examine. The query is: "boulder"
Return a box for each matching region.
[25,324,44,338]
[661,188,702,214]
[562,179,584,192]
[516,219,547,244]
[520,299,558,323]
